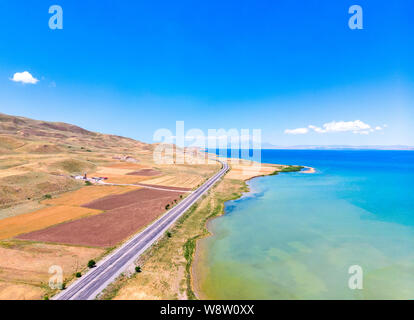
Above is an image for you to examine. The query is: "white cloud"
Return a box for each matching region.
[313,120,371,133]
[285,120,386,135]
[308,125,325,133]
[10,71,39,84]
[284,127,309,135]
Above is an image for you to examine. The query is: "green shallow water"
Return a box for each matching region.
[195,151,414,299]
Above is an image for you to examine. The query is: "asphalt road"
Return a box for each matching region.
[53,160,229,300]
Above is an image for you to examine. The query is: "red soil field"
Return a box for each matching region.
[17,189,183,247]
[137,183,192,192]
[127,169,162,176]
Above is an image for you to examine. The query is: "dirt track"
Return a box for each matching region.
[17,189,183,247]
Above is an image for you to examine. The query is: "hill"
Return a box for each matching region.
[0,113,153,208]
[0,112,151,154]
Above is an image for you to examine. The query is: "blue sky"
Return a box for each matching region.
[0,0,413,146]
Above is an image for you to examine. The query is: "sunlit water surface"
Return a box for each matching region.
[195,150,414,299]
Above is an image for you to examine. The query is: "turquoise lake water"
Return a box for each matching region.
[196,150,414,299]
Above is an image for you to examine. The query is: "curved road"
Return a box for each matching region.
[53,160,228,300]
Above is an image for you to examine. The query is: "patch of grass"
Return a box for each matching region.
[270,165,304,175]
[183,236,198,300]
[52,159,95,174]
[280,165,304,172]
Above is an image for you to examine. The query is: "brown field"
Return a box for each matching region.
[127,169,162,176]
[88,165,166,184]
[110,178,247,300]
[0,240,104,299]
[106,163,147,170]
[17,189,185,247]
[142,173,204,189]
[43,185,139,206]
[137,184,192,192]
[0,282,44,300]
[94,167,136,176]
[98,174,151,184]
[0,206,102,240]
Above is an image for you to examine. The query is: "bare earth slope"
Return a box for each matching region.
[0,112,153,209]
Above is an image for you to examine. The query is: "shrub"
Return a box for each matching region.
[135,266,142,273]
[165,204,170,210]
[85,181,92,186]
[75,272,82,278]
[44,194,52,199]
[166,231,172,238]
[88,260,96,268]
[44,296,49,300]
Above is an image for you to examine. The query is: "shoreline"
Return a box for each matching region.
[191,179,257,300]
[190,161,315,299]
[302,166,316,174]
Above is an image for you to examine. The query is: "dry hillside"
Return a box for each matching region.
[0,112,154,209]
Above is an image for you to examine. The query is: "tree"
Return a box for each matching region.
[75,272,82,278]
[135,266,141,273]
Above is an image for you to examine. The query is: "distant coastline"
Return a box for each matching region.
[261,145,414,151]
